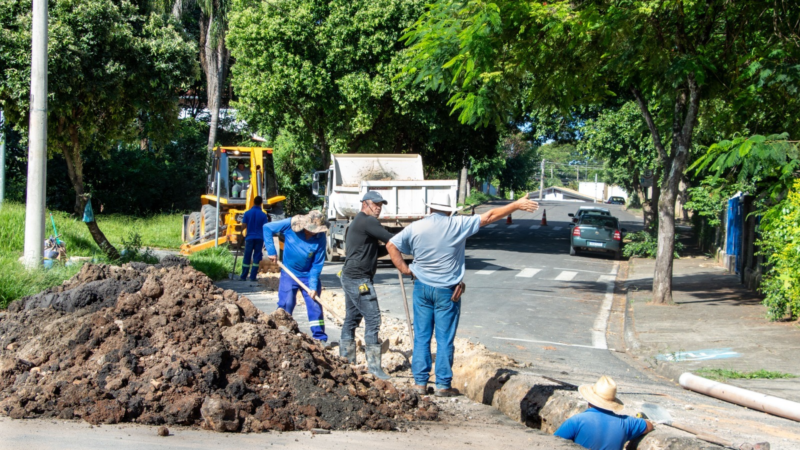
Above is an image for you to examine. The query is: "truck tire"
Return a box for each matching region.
[186,212,202,242]
[326,234,341,262]
[201,204,218,236]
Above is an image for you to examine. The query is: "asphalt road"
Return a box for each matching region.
[315,200,649,383]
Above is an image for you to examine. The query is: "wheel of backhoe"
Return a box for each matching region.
[201,204,218,236]
[186,212,202,242]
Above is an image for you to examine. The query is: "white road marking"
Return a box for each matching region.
[516,268,541,278]
[486,224,497,228]
[553,226,563,230]
[475,265,500,275]
[508,224,519,229]
[554,271,577,281]
[597,275,616,283]
[529,225,541,230]
[555,267,608,274]
[591,263,619,349]
[494,337,605,350]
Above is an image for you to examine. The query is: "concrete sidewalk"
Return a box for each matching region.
[624,256,800,402]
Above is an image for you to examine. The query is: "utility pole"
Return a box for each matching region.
[594,173,598,203]
[576,166,579,183]
[539,159,545,200]
[23,0,48,269]
[0,110,6,207]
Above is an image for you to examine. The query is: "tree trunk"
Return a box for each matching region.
[652,173,679,304]
[458,165,468,204]
[61,138,120,260]
[632,76,699,305]
[200,10,230,161]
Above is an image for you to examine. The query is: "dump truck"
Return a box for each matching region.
[180,146,286,255]
[312,153,458,261]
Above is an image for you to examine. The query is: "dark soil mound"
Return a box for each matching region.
[0,263,437,431]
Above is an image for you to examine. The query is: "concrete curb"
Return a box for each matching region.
[450,343,716,449]
[447,259,722,449]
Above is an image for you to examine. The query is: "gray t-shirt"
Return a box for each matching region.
[390,213,481,288]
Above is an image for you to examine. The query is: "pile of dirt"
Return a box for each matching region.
[0,262,437,431]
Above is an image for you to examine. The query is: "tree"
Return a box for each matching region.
[0,0,196,258]
[403,0,800,304]
[496,133,537,195]
[579,102,658,228]
[227,0,503,210]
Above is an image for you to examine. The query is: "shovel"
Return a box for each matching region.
[397,272,414,341]
[640,403,769,450]
[276,260,344,323]
[229,248,240,280]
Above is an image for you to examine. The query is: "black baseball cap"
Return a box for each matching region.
[361,191,388,205]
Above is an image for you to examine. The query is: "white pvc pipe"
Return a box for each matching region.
[680,372,800,422]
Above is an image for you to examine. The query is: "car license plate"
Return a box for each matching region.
[588,241,604,248]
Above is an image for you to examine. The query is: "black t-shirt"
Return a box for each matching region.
[342,212,394,279]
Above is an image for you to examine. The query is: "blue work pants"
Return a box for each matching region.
[411,279,461,390]
[277,272,327,341]
[240,239,263,281]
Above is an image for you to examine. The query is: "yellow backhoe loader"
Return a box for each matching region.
[180,146,286,255]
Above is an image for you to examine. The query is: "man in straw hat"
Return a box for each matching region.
[387,192,539,396]
[554,376,654,450]
[263,210,330,343]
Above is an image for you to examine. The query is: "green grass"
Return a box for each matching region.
[694,368,797,382]
[187,246,242,281]
[461,190,497,207]
[0,201,185,308]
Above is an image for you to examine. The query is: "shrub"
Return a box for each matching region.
[623,230,683,259]
[758,179,800,320]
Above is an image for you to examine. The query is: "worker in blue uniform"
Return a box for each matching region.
[239,196,269,281]
[263,210,329,342]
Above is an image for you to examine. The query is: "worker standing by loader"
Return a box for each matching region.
[339,191,396,380]
[263,211,329,343]
[239,196,269,281]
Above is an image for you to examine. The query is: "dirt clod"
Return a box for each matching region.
[0,263,435,431]
[157,426,169,436]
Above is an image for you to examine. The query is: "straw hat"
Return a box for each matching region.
[424,192,463,213]
[578,376,624,413]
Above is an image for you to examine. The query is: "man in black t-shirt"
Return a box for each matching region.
[340,191,395,380]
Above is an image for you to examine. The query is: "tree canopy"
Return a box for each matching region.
[0,0,197,257]
[402,0,800,303]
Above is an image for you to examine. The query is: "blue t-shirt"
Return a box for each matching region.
[554,407,648,450]
[263,218,326,291]
[242,206,269,241]
[389,213,481,288]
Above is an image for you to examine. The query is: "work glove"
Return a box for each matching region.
[451,281,465,302]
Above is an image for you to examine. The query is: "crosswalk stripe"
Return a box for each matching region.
[553,226,563,230]
[529,225,540,230]
[555,271,577,281]
[508,224,519,229]
[597,275,616,283]
[476,265,500,275]
[516,268,541,278]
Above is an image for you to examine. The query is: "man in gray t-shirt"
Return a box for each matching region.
[387,193,538,397]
